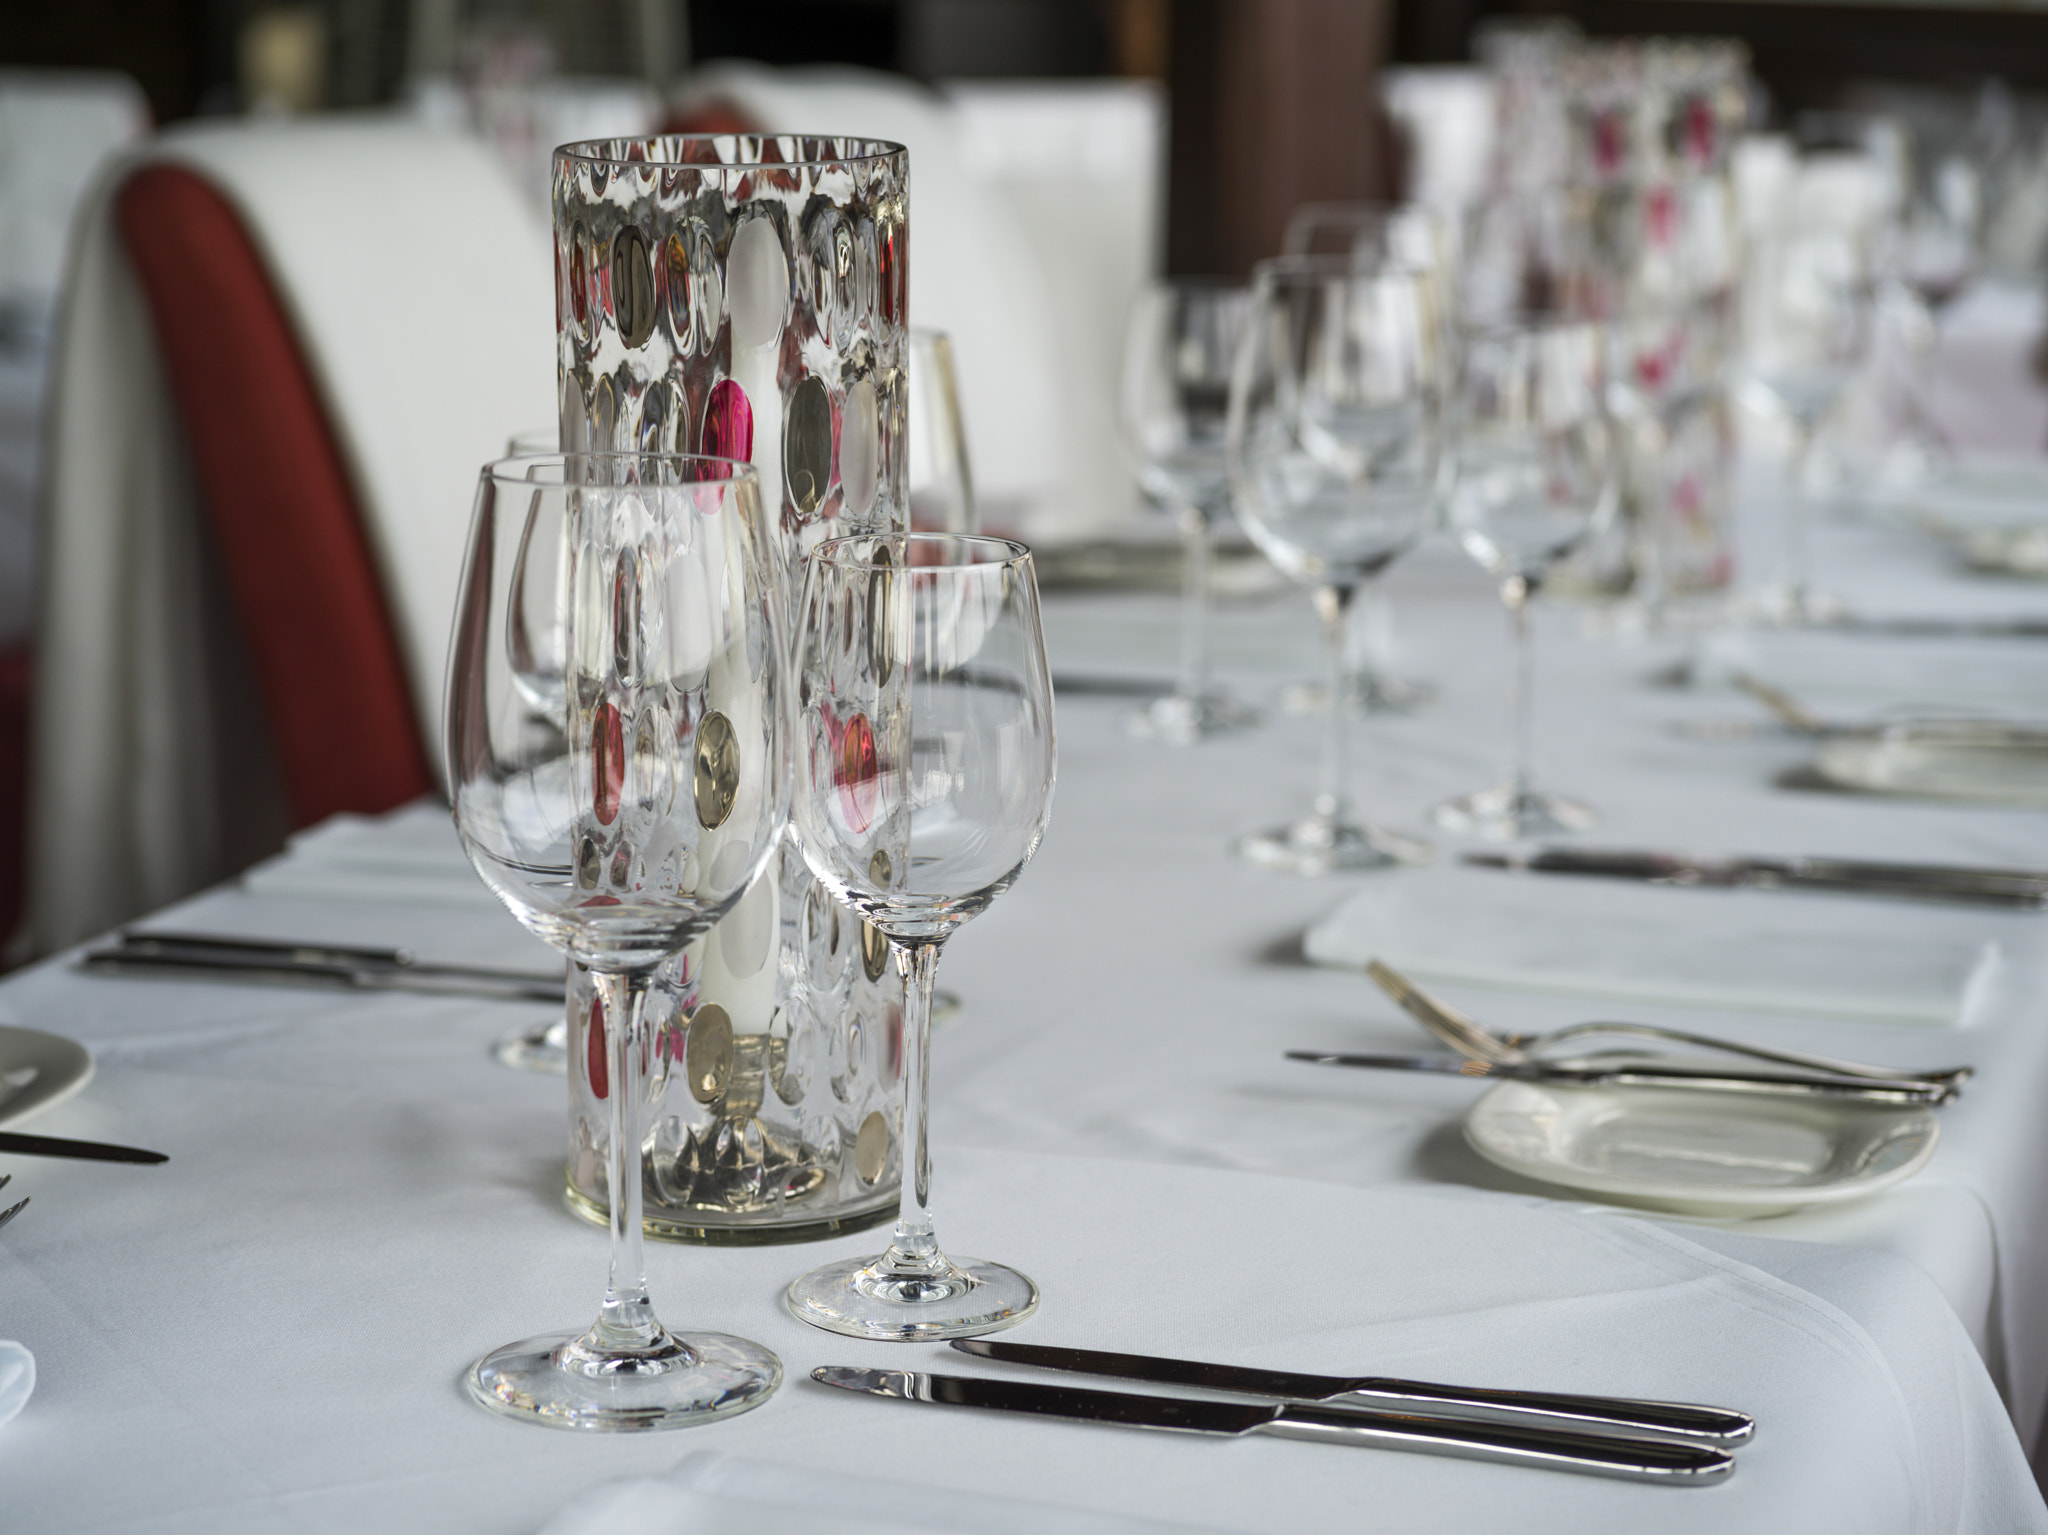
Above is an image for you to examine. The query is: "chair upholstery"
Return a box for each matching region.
[117,164,433,829]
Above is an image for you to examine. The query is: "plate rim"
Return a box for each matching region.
[1463,1078,1941,1216]
[0,1023,95,1130]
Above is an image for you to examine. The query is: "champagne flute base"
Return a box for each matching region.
[464,1327,781,1432]
[1128,690,1260,744]
[492,1018,569,1075]
[1235,815,1432,875]
[1434,784,1594,841]
[784,1252,1039,1340]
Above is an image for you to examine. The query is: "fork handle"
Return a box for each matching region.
[1522,1022,1971,1088]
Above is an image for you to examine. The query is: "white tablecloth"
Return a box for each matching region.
[6,486,2048,1531]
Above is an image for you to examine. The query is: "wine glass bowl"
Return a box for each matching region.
[784,533,1055,1339]
[448,451,791,1429]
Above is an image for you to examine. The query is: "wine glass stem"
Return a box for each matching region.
[879,938,948,1277]
[591,966,661,1347]
[1314,582,1357,824]
[1175,502,1213,706]
[1785,423,1814,614]
[1504,576,1536,803]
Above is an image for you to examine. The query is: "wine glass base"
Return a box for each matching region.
[1739,584,1852,629]
[1281,669,1435,716]
[1235,816,1432,875]
[1127,691,1260,744]
[464,1327,781,1432]
[1434,785,1594,841]
[784,1253,1039,1340]
[492,1019,569,1075]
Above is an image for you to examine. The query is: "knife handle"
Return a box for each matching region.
[1343,1380,1753,1448]
[1262,1404,1734,1484]
[1599,1067,1953,1105]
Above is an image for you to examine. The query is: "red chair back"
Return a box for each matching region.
[115,164,435,828]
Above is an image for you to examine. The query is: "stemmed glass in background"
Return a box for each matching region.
[1117,280,1258,742]
[1437,319,1619,838]
[907,329,977,535]
[1226,259,1444,873]
[1279,203,1455,715]
[448,452,791,1429]
[1738,161,1875,624]
[1877,152,1980,482]
[784,533,1055,1339]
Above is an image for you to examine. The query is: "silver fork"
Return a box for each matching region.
[1365,960,1973,1090]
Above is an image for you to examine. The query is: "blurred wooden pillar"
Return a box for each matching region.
[1166,0,1396,277]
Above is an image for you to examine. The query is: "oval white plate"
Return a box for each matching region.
[1814,727,2048,809]
[0,1025,94,1129]
[1465,1079,1939,1217]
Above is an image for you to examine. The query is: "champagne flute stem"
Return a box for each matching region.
[879,938,946,1277]
[1313,582,1357,824]
[591,966,662,1347]
[1784,423,1813,617]
[1175,502,1213,706]
[1504,575,1535,802]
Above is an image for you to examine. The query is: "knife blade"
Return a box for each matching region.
[1465,847,2048,909]
[81,931,565,1003]
[811,1367,1733,1484]
[1285,1050,1957,1105]
[0,1130,168,1164]
[951,1338,1753,1447]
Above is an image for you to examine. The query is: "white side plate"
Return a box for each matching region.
[1465,1080,1940,1216]
[1814,727,2048,809]
[0,1025,94,1129]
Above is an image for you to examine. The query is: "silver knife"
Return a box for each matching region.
[1285,1050,1957,1105]
[81,930,565,1003]
[951,1339,1753,1447]
[812,1367,1734,1484]
[1465,847,2048,909]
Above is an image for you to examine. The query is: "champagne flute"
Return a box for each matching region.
[448,452,790,1429]
[1437,319,1619,838]
[1227,259,1443,873]
[784,533,1055,1339]
[907,329,977,534]
[1118,279,1259,742]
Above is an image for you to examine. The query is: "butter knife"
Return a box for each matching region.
[1465,847,2048,909]
[1285,1050,1957,1105]
[952,1338,1754,1447]
[812,1367,1734,1484]
[81,931,565,1003]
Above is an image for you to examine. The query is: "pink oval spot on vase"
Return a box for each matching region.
[586,995,608,1100]
[702,377,754,462]
[593,700,625,825]
[835,708,879,832]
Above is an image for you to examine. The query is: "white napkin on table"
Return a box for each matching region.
[0,1340,34,1425]
[540,1452,1215,1535]
[1305,864,2006,1026]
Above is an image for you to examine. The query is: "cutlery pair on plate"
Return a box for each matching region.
[817,1338,1750,1484]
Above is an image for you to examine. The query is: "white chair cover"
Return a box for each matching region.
[30,118,554,952]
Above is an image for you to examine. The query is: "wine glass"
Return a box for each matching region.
[448,452,791,1429]
[907,329,977,535]
[1436,319,1619,838]
[1117,279,1259,742]
[1279,204,1453,716]
[784,533,1055,1339]
[1738,161,1875,624]
[1227,259,1443,873]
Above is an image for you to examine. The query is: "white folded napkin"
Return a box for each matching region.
[540,1451,1213,1535]
[1305,864,2006,1026]
[0,1341,34,1426]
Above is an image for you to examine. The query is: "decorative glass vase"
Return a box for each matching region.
[554,133,910,1241]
